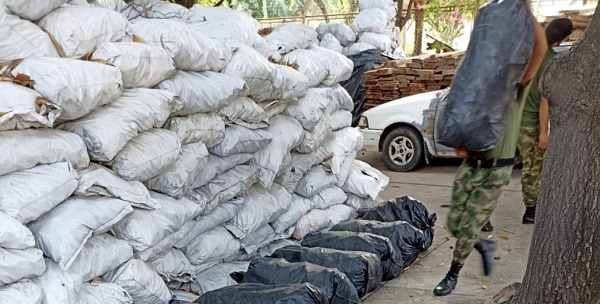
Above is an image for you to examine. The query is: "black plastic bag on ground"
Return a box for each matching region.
[236,258,359,304]
[435,0,535,152]
[193,283,329,304]
[360,196,437,250]
[340,49,388,126]
[271,245,383,297]
[331,220,427,267]
[301,231,403,281]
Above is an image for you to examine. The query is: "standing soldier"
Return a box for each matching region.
[433,7,548,297]
[519,18,573,224]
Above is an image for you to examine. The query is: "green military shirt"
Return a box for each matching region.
[520,49,556,127]
[485,83,531,159]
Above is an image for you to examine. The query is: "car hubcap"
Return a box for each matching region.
[389,136,414,166]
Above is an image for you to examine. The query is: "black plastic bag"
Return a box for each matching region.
[435,0,535,152]
[301,231,403,281]
[236,258,359,304]
[340,49,388,126]
[330,220,427,267]
[271,245,383,297]
[193,283,329,304]
[360,196,437,250]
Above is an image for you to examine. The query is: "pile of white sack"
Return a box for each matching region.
[317,0,404,58]
[0,0,390,302]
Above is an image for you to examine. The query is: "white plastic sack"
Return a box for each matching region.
[0,129,89,176]
[316,23,356,47]
[253,115,304,189]
[146,142,209,199]
[329,84,355,112]
[148,248,194,283]
[0,9,59,62]
[310,46,354,85]
[263,23,318,56]
[109,129,181,182]
[10,57,122,121]
[174,198,243,251]
[182,226,241,266]
[164,112,225,146]
[0,247,45,286]
[295,165,338,198]
[257,239,299,257]
[89,0,127,12]
[0,280,43,304]
[343,160,390,200]
[322,127,364,175]
[28,197,133,270]
[0,211,34,249]
[283,49,328,87]
[331,110,353,131]
[92,42,175,88]
[296,115,332,153]
[36,259,79,304]
[112,192,202,252]
[275,147,332,193]
[76,163,160,210]
[258,99,291,119]
[1,0,67,21]
[218,96,269,129]
[136,221,194,262]
[191,261,249,294]
[77,282,133,304]
[240,224,287,254]
[319,33,344,53]
[61,89,179,162]
[187,165,258,215]
[292,204,356,240]
[0,82,60,131]
[359,32,392,51]
[285,87,332,132]
[359,0,397,19]
[37,5,131,59]
[192,153,253,189]
[158,70,245,116]
[130,19,232,72]
[271,194,312,234]
[221,44,277,102]
[103,259,172,304]
[189,5,261,32]
[189,19,264,48]
[326,204,358,226]
[345,42,377,56]
[67,234,133,283]
[224,184,288,239]
[351,9,392,34]
[122,0,202,23]
[309,186,348,210]
[271,64,310,101]
[334,151,357,187]
[345,194,384,211]
[210,125,272,157]
[0,162,78,224]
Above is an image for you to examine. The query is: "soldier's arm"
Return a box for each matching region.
[522,17,548,85]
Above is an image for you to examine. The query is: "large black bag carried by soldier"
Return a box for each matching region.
[435,0,535,152]
[360,196,437,250]
[330,220,427,267]
[193,283,329,304]
[271,245,383,297]
[301,231,404,281]
[234,258,360,304]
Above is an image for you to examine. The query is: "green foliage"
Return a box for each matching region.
[424,0,477,46]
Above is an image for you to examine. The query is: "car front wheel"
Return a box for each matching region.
[382,127,424,172]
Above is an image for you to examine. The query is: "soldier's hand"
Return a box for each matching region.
[539,132,548,151]
[454,147,468,158]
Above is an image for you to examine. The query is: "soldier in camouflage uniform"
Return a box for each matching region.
[519,18,573,224]
[433,9,549,297]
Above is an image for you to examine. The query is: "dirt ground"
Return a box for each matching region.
[357,151,533,304]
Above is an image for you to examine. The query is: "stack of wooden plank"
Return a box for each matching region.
[542,7,594,41]
[363,51,464,109]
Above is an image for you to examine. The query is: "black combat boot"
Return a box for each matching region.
[433,261,463,296]
[481,220,494,232]
[474,239,497,276]
[522,206,536,224]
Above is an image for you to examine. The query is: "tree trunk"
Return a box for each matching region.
[172,0,195,9]
[262,0,268,18]
[509,5,600,304]
[396,0,415,29]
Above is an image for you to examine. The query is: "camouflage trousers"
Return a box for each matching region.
[447,163,512,263]
[519,125,545,207]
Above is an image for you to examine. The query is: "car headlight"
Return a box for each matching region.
[358,116,369,128]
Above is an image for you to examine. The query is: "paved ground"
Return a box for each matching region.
[356,151,533,304]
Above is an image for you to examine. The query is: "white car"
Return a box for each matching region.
[358,89,455,172]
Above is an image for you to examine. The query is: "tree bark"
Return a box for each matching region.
[396,0,415,29]
[509,5,600,304]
